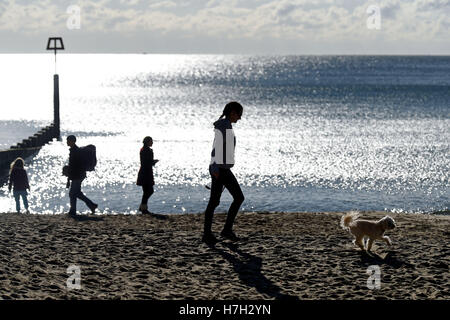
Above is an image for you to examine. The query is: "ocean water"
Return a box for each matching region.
[0,54,449,215]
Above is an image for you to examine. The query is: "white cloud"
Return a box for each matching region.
[148,1,177,9]
[0,0,448,53]
[119,0,141,5]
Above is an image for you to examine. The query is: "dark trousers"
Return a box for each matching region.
[69,179,95,213]
[204,168,245,234]
[141,184,154,205]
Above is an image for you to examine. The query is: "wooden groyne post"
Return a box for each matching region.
[48,37,64,141]
[54,74,60,140]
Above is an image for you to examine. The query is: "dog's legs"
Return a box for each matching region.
[367,238,374,251]
[382,236,392,246]
[354,236,365,251]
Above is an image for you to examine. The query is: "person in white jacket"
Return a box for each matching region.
[203,101,245,244]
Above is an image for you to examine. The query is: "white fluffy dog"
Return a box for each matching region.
[340,211,396,251]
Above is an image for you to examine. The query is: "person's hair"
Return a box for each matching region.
[143,136,152,145]
[67,135,76,143]
[10,157,24,174]
[218,101,243,120]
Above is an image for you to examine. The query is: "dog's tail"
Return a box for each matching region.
[340,211,359,231]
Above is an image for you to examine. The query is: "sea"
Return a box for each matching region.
[0,54,449,215]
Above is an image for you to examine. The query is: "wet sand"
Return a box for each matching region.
[0,211,448,299]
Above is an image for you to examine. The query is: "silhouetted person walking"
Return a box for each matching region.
[203,102,245,244]
[137,136,158,214]
[66,135,97,216]
[8,157,30,214]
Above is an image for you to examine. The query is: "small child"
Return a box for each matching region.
[8,157,30,213]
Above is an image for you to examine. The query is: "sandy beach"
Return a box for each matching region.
[0,211,448,300]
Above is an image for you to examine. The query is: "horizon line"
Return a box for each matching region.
[1,52,450,56]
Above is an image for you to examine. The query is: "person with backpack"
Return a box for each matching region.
[137,136,158,214]
[203,102,245,244]
[65,135,98,216]
[8,157,30,214]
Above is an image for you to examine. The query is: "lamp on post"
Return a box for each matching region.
[46,37,64,141]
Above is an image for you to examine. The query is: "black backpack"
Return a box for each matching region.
[79,145,97,171]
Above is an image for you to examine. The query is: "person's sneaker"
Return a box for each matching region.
[89,203,98,214]
[68,211,76,217]
[202,233,218,244]
[220,230,240,241]
[139,204,152,215]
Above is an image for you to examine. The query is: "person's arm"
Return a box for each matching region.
[143,148,154,167]
[148,149,156,185]
[210,127,226,178]
[152,149,158,166]
[68,149,74,180]
[150,149,159,166]
[25,171,30,190]
[210,158,220,179]
[8,170,14,192]
[139,148,145,167]
[149,148,153,163]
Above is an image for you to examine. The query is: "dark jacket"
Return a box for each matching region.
[8,168,30,191]
[68,145,86,180]
[137,146,156,186]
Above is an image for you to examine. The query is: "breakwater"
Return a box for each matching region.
[0,123,58,179]
[1,70,61,184]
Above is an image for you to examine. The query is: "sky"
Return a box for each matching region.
[0,0,449,54]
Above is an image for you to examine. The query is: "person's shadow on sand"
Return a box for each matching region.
[149,213,167,220]
[69,215,104,222]
[208,241,298,300]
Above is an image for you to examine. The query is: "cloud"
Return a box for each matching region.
[119,0,140,5]
[148,1,177,9]
[0,0,449,53]
[382,1,400,19]
[417,0,450,10]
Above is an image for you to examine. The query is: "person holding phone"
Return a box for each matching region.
[137,136,158,214]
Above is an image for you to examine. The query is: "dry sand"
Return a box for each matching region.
[0,211,448,300]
